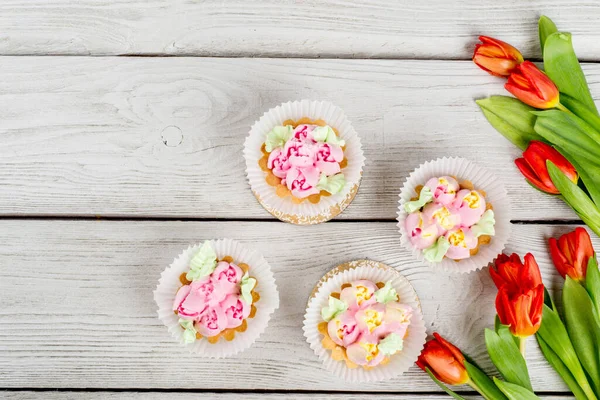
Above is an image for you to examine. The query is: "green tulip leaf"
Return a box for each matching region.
[539,16,558,55]
[424,368,467,400]
[493,378,541,400]
[485,326,532,391]
[563,276,600,394]
[559,148,600,208]
[586,255,600,319]
[560,93,600,134]
[544,31,598,115]
[534,110,600,168]
[543,286,557,312]
[548,161,600,237]
[536,304,598,400]
[476,96,542,150]
[464,360,508,400]
[537,334,589,400]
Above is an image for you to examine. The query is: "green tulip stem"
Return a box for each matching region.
[468,379,492,400]
[519,337,527,357]
[556,102,574,115]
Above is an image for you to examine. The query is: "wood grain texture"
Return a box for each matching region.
[2,57,599,220]
[0,392,573,400]
[0,219,590,391]
[0,1,598,60]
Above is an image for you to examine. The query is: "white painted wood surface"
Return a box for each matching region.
[2,57,599,220]
[0,220,590,392]
[0,1,598,60]
[2,1,599,397]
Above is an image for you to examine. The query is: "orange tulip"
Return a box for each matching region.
[550,227,595,282]
[515,141,578,194]
[505,61,560,109]
[490,253,544,337]
[473,36,524,77]
[416,332,469,385]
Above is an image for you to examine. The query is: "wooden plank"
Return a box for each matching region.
[0,392,573,399]
[0,57,596,220]
[0,219,588,391]
[0,1,598,60]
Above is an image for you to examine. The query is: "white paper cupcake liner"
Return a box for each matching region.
[154,239,279,358]
[303,260,427,382]
[397,157,511,273]
[244,100,365,225]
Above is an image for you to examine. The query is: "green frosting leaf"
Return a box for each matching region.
[471,210,496,237]
[179,318,197,344]
[312,125,346,147]
[374,281,398,304]
[186,241,218,281]
[423,236,451,263]
[240,272,257,305]
[321,296,348,322]
[404,186,433,213]
[316,173,346,195]
[265,125,293,152]
[378,333,404,356]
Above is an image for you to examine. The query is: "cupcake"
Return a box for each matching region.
[244,100,365,225]
[303,260,426,382]
[154,239,279,357]
[398,157,510,273]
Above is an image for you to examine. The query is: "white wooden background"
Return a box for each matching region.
[0,1,596,399]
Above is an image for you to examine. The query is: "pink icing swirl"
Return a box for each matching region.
[322,279,414,367]
[265,124,345,198]
[173,261,253,338]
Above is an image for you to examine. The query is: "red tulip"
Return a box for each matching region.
[490,253,544,337]
[515,141,578,194]
[416,333,469,385]
[490,253,543,289]
[473,36,524,77]
[505,61,559,109]
[550,227,595,282]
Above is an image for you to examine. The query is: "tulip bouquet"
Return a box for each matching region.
[417,227,600,399]
[473,16,600,237]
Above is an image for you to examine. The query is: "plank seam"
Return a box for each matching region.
[0,388,575,395]
[0,216,584,224]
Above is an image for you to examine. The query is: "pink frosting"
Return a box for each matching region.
[195,307,228,337]
[453,189,486,227]
[327,311,360,347]
[422,202,461,235]
[322,280,415,367]
[267,148,291,179]
[285,138,317,169]
[355,303,387,337]
[293,124,316,141]
[405,176,491,261]
[340,280,378,311]
[221,293,251,329]
[405,212,440,249]
[285,166,320,198]
[425,176,460,205]
[265,124,344,198]
[212,262,243,295]
[345,333,386,367]
[445,227,478,260]
[315,143,344,176]
[173,261,253,338]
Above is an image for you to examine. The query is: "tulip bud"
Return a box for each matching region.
[505,61,560,109]
[416,333,469,385]
[550,227,595,282]
[490,253,544,337]
[473,36,524,77]
[515,141,578,194]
